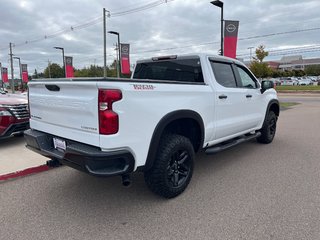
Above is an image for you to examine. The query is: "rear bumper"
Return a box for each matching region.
[0,121,29,138]
[24,129,135,177]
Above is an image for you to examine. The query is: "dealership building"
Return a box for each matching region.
[267,55,320,71]
[244,55,320,71]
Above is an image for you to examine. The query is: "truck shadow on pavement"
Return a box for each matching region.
[0,135,25,148]
[45,139,269,208]
[1,138,280,230]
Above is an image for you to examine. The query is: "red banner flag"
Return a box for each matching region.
[223,20,239,59]
[65,56,74,78]
[21,64,29,83]
[1,67,8,83]
[120,44,131,75]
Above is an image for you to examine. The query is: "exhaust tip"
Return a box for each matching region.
[122,174,131,187]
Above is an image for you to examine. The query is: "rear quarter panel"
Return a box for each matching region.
[96,81,214,169]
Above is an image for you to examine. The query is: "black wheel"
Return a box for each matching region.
[144,134,194,199]
[257,111,277,144]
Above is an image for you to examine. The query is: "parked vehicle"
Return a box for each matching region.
[280,77,299,86]
[298,77,313,85]
[25,54,279,198]
[269,78,281,86]
[0,93,29,139]
[0,88,8,94]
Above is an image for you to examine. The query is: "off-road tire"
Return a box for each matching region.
[144,134,194,198]
[257,111,277,144]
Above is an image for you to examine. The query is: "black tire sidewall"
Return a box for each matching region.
[145,134,194,198]
[257,111,277,144]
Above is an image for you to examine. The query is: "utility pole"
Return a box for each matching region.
[9,42,15,93]
[248,47,254,62]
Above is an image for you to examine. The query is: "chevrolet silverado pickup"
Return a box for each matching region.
[25,54,279,198]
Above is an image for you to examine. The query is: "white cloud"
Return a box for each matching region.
[0,0,319,74]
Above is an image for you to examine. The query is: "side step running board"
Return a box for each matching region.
[205,132,261,155]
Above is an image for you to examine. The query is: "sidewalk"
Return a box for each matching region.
[0,136,49,180]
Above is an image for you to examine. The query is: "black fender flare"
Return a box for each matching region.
[261,99,280,126]
[143,110,205,171]
[266,99,280,116]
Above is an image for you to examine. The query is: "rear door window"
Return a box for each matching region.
[210,61,237,88]
[133,58,204,83]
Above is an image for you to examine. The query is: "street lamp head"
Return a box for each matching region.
[108,31,119,36]
[13,56,20,60]
[211,0,223,8]
[54,46,64,50]
[104,9,111,18]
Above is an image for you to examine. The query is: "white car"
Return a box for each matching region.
[298,78,312,85]
[280,77,299,86]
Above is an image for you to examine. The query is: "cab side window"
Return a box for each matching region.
[236,66,258,89]
[210,61,237,88]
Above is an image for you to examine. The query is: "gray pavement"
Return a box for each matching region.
[0,136,48,175]
[0,95,320,239]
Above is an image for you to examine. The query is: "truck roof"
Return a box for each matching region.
[136,53,246,67]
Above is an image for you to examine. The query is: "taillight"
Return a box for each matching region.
[98,89,122,135]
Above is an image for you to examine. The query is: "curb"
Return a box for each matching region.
[0,165,50,182]
[276,90,320,94]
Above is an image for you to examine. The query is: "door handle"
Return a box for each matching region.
[45,84,60,92]
[219,95,228,99]
[246,94,252,98]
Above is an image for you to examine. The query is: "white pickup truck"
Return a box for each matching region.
[25,54,279,198]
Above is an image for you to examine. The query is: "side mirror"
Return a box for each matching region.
[261,80,274,93]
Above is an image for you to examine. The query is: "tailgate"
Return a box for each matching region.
[28,81,100,146]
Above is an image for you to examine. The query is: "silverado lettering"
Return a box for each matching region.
[133,84,155,90]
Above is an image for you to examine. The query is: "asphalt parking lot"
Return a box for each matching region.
[1,95,320,240]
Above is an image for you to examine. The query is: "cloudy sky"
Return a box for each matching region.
[0,0,320,77]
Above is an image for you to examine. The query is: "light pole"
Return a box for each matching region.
[211,0,224,56]
[54,46,65,77]
[103,8,110,78]
[9,42,15,93]
[108,31,121,78]
[0,62,3,89]
[13,56,22,90]
[248,47,254,62]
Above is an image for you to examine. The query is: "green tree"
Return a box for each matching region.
[305,65,320,75]
[44,63,64,78]
[32,69,38,79]
[74,65,104,77]
[254,45,269,63]
[107,60,119,77]
[250,61,272,78]
[249,45,272,78]
[292,69,305,77]
[271,70,281,78]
